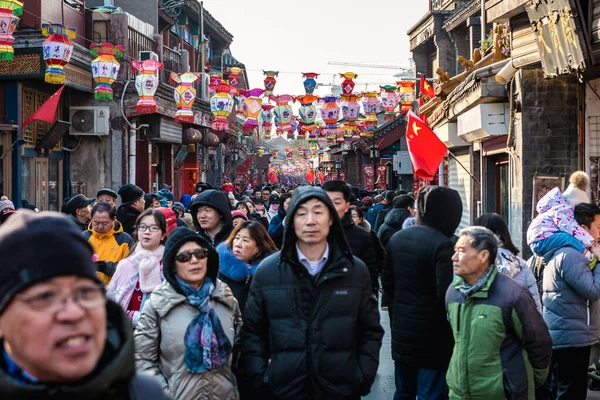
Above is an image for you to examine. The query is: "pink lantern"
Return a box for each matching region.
[261,104,275,140]
[0,0,22,61]
[362,91,380,131]
[228,67,242,95]
[320,96,340,137]
[340,72,358,95]
[380,85,399,121]
[270,94,295,135]
[239,88,265,134]
[131,59,164,114]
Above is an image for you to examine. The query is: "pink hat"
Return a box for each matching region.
[231,210,248,221]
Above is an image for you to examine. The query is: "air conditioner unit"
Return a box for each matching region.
[139,51,160,80]
[69,106,110,136]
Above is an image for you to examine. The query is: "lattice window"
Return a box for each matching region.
[22,88,35,146]
[22,87,62,148]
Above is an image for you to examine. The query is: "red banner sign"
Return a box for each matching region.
[376,164,388,190]
[363,164,375,191]
[183,164,198,196]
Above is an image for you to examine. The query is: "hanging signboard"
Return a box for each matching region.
[363,164,375,191]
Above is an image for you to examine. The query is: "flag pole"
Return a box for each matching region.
[447,150,481,186]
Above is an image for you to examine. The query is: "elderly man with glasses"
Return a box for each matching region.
[0,210,170,399]
[83,202,135,285]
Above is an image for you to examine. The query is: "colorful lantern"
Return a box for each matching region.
[209,74,220,96]
[380,84,399,120]
[0,0,22,60]
[42,24,76,84]
[235,92,246,117]
[263,70,279,96]
[90,43,122,101]
[271,148,278,158]
[297,95,319,133]
[302,72,319,94]
[170,72,200,123]
[270,94,295,135]
[257,146,265,157]
[362,91,380,131]
[341,94,362,141]
[228,67,242,95]
[320,96,340,137]
[397,80,416,115]
[210,77,234,131]
[340,72,358,95]
[130,59,163,114]
[239,88,265,134]
[261,104,275,140]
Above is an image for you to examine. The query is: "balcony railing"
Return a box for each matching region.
[127,27,155,80]
[162,45,182,84]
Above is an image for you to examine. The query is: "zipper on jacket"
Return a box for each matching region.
[457,303,461,332]
[588,300,591,326]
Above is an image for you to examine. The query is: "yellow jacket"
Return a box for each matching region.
[83,221,135,284]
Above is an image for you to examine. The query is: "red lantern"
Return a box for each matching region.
[340,72,358,95]
[263,70,279,96]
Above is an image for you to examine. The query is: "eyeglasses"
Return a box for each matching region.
[15,285,106,314]
[351,214,360,219]
[175,248,208,263]
[138,224,160,232]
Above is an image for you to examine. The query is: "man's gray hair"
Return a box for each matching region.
[459,226,498,264]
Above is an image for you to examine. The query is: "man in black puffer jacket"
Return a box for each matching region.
[242,186,384,400]
[382,186,462,399]
[323,180,381,296]
[377,194,414,248]
[188,189,233,246]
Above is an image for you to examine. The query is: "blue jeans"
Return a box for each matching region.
[394,362,448,400]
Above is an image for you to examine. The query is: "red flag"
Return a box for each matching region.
[22,85,65,128]
[420,75,435,100]
[406,111,447,180]
[267,167,278,183]
[306,169,315,182]
[317,171,325,184]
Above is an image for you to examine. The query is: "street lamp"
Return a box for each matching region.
[335,159,342,180]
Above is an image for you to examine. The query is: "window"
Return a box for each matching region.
[64,0,83,11]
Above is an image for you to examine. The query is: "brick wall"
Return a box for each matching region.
[434,15,457,76]
[510,67,580,257]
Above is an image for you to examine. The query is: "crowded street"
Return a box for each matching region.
[2,0,600,399]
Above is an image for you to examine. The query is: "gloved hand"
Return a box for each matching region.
[95,261,107,274]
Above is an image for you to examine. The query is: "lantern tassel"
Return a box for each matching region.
[136,105,157,114]
[94,92,113,101]
[45,74,66,85]
[0,52,14,61]
[175,115,194,124]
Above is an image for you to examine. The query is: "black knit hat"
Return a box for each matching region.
[162,227,219,294]
[118,183,144,205]
[0,211,101,314]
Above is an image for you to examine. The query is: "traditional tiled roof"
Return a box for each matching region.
[443,0,481,31]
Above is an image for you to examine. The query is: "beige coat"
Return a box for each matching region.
[134,279,242,400]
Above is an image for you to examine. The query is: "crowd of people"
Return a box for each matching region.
[0,170,599,399]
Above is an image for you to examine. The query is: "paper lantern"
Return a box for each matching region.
[380,85,399,121]
[239,88,265,134]
[257,146,265,157]
[261,104,275,140]
[340,72,358,95]
[341,94,361,141]
[362,91,380,130]
[235,92,246,117]
[209,74,221,96]
[42,24,77,84]
[228,67,242,95]
[263,70,279,96]
[91,43,122,101]
[210,78,234,131]
[297,95,319,133]
[397,80,416,115]
[320,96,340,137]
[183,128,202,144]
[271,148,278,158]
[302,72,319,94]
[0,0,22,61]
[131,59,163,114]
[170,72,200,123]
[270,94,295,135]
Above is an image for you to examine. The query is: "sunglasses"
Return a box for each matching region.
[175,248,208,263]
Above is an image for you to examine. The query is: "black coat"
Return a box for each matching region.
[382,186,462,370]
[377,207,411,248]
[242,186,384,400]
[341,213,380,295]
[373,203,392,233]
[188,190,234,247]
[116,204,141,236]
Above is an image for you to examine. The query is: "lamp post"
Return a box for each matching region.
[370,136,380,170]
[335,159,342,180]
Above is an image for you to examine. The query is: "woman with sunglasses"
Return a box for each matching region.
[107,209,168,329]
[135,227,241,399]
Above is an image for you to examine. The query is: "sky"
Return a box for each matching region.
[205,0,430,97]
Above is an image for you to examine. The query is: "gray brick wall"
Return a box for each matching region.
[511,67,579,258]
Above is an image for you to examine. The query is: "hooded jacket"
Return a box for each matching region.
[377,207,412,248]
[83,221,135,284]
[341,212,380,295]
[495,247,541,312]
[0,301,169,399]
[365,203,384,229]
[134,227,241,400]
[188,190,234,247]
[116,204,142,237]
[267,206,286,249]
[382,186,462,369]
[241,186,384,400]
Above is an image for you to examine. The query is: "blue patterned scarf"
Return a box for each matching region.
[176,276,232,373]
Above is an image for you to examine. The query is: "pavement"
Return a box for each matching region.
[364,302,600,399]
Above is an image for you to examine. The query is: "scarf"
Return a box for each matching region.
[458,265,494,298]
[176,276,232,373]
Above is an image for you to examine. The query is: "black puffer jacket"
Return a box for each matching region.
[377,207,411,248]
[116,204,141,236]
[0,301,170,399]
[341,212,380,295]
[242,186,384,400]
[188,190,234,247]
[382,186,462,370]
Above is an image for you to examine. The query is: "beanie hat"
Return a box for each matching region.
[156,189,174,201]
[0,211,101,314]
[96,188,117,200]
[0,200,15,215]
[118,183,144,205]
[393,195,415,209]
[156,207,178,235]
[231,210,248,221]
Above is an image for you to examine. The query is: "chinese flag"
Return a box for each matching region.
[420,75,435,100]
[317,171,325,184]
[406,111,447,180]
[22,85,65,128]
[306,169,315,183]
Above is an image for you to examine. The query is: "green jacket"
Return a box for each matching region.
[445,267,552,400]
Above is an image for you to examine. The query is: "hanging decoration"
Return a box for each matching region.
[263,70,279,96]
[285,148,293,159]
[42,24,77,84]
[209,74,220,96]
[0,0,22,60]
[90,43,122,101]
[297,95,319,133]
[290,116,298,140]
[340,72,358,95]
[271,148,278,158]
[261,104,275,140]
[131,59,163,114]
[239,88,265,135]
[235,92,246,117]
[209,76,234,131]
[320,95,340,142]
[228,67,242,95]
[170,72,200,123]
[302,72,319,94]
[362,91,380,137]
[257,146,265,157]
[397,80,416,115]
[380,84,399,120]
[339,72,361,141]
[270,94,295,137]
